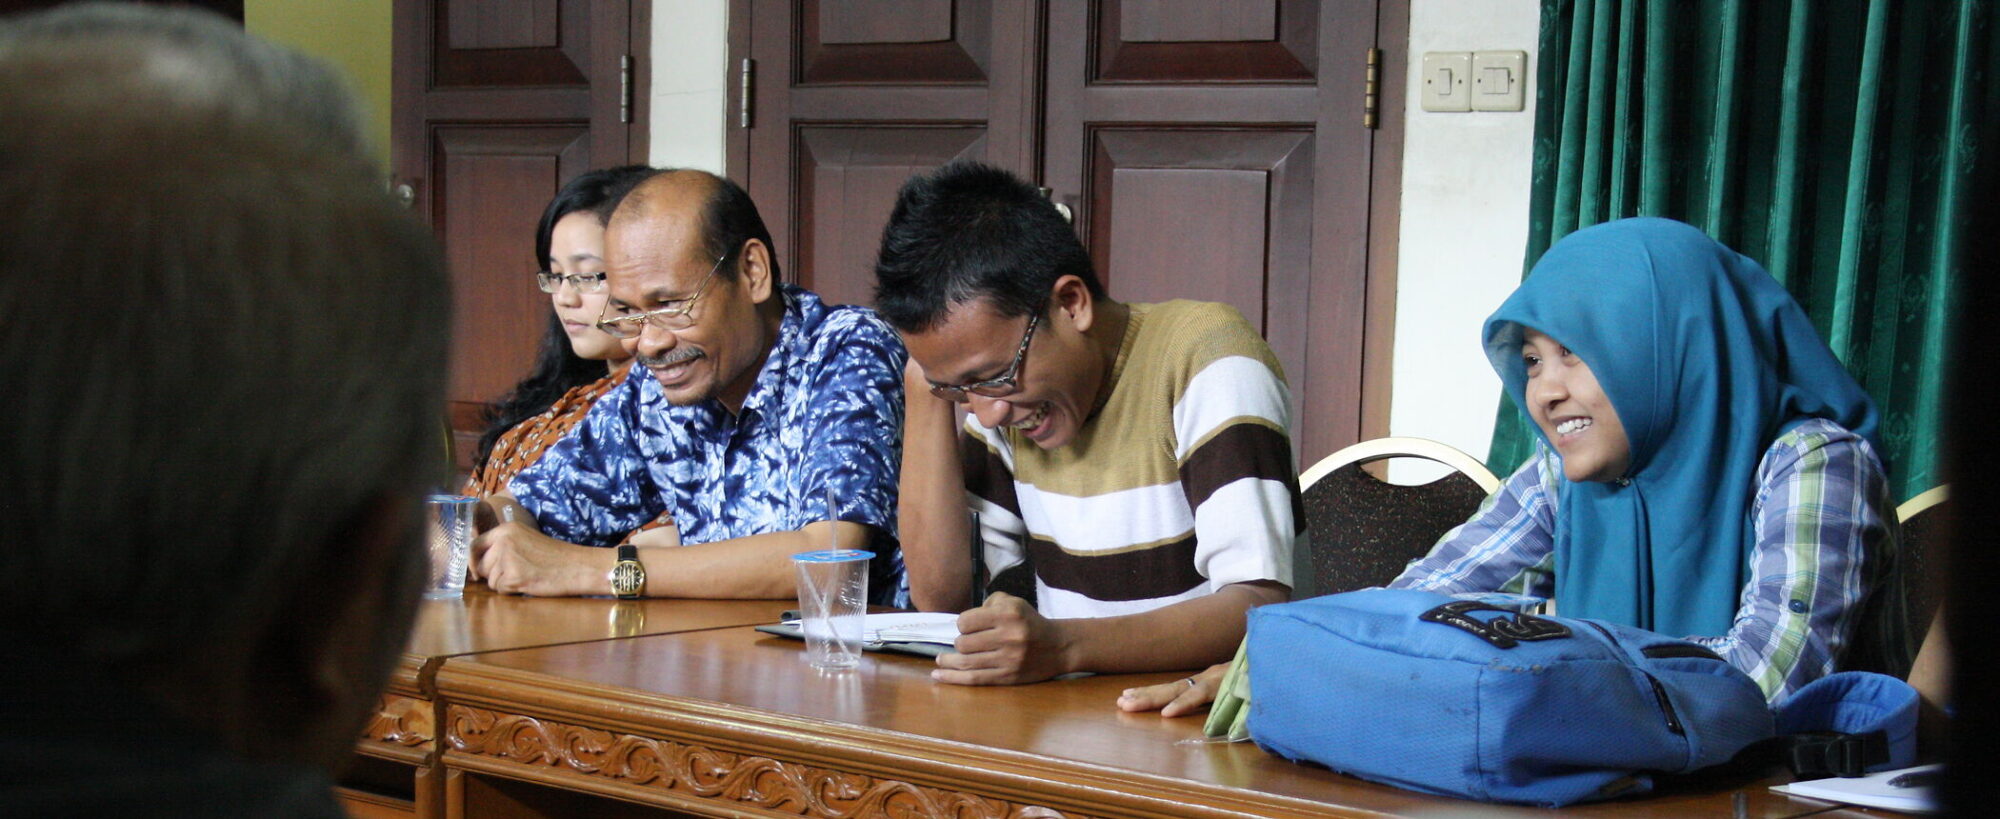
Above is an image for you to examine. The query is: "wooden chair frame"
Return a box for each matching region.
[1300,436,1501,495]
[1896,484,1950,524]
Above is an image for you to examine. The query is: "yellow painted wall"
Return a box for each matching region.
[244,0,393,168]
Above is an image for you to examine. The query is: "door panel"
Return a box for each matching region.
[819,0,955,44]
[1096,0,1315,82]
[741,0,1397,464]
[434,126,591,406]
[1121,0,1276,43]
[742,0,1040,308]
[445,0,560,51]
[800,0,988,84]
[1046,0,1378,464]
[795,126,989,308]
[393,0,644,470]
[434,0,589,86]
[1086,128,1314,388]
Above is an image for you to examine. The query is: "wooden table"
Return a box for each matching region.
[424,625,1860,819]
[343,585,788,818]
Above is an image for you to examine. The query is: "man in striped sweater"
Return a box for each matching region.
[876,162,1301,686]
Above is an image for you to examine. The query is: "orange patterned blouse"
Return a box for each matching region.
[464,363,673,537]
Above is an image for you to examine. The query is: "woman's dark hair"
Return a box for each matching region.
[473,164,658,472]
[873,161,1102,334]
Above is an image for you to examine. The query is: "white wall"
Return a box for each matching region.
[1388,0,1541,481]
[648,1,729,173]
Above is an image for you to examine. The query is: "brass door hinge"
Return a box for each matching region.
[738,58,755,129]
[619,54,633,124]
[1364,47,1381,129]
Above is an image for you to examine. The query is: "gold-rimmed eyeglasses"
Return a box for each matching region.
[593,254,727,339]
[925,310,1041,402]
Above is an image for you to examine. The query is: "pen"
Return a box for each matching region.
[968,509,986,605]
[1887,769,1941,789]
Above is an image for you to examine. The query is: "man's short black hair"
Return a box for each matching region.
[614,169,781,283]
[873,161,1103,333]
[699,173,781,282]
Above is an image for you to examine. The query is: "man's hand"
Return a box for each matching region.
[475,493,533,534]
[469,522,613,596]
[932,591,1074,685]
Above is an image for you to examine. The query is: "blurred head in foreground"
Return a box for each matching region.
[0,3,449,809]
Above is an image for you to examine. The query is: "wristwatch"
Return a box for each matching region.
[608,543,646,599]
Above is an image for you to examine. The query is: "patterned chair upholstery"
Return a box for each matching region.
[1294,437,1502,600]
[1896,486,1952,642]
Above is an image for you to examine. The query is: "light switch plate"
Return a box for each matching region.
[1420,52,1472,112]
[1472,50,1527,112]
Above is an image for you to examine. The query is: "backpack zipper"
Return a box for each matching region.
[1577,620,1687,736]
[1643,672,1686,735]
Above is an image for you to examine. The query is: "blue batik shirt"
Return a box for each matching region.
[510,285,909,607]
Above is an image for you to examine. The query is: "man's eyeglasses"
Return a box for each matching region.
[594,254,726,339]
[927,310,1041,402]
[535,270,607,294]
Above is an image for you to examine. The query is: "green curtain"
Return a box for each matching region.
[1488,0,1996,503]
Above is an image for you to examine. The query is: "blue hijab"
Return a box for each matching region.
[1484,218,1880,637]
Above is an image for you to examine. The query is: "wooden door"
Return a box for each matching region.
[1041,0,1392,464]
[737,0,1401,463]
[734,0,1043,309]
[392,0,649,463]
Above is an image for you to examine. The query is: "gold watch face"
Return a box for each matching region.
[610,560,646,597]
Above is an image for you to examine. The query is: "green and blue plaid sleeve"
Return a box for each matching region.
[1388,447,1560,599]
[1689,418,1895,702]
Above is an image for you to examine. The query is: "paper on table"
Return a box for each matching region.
[1770,763,1941,814]
[780,612,960,646]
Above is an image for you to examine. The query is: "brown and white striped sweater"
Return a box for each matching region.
[962,300,1302,618]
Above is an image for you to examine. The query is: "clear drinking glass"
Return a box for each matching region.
[424,494,477,599]
[791,549,873,669]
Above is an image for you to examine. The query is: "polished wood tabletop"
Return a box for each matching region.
[403,583,790,667]
[430,624,1853,819]
[352,583,788,789]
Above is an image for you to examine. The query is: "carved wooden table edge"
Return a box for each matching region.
[354,656,438,765]
[432,661,1385,819]
[357,691,437,765]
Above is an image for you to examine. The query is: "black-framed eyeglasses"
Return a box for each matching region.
[535,270,607,294]
[593,254,727,339]
[927,310,1041,402]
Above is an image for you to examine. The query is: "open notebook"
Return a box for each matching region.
[1769,764,1941,813]
[754,612,960,658]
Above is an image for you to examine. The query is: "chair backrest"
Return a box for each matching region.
[1294,437,1501,599]
[1896,485,1952,638]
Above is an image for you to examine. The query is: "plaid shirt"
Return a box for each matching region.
[1390,418,1895,701]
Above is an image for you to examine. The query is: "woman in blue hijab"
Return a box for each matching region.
[1390,217,1911,701]
[1120,217,1909,715]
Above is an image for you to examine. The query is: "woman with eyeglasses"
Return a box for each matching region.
[465,165,659,499]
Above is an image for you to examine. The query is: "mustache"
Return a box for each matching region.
[639,347,704,368]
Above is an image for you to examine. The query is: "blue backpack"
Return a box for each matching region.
[1237,589,1914,807]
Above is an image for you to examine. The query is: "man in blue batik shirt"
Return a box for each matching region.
[473,170,908,605]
